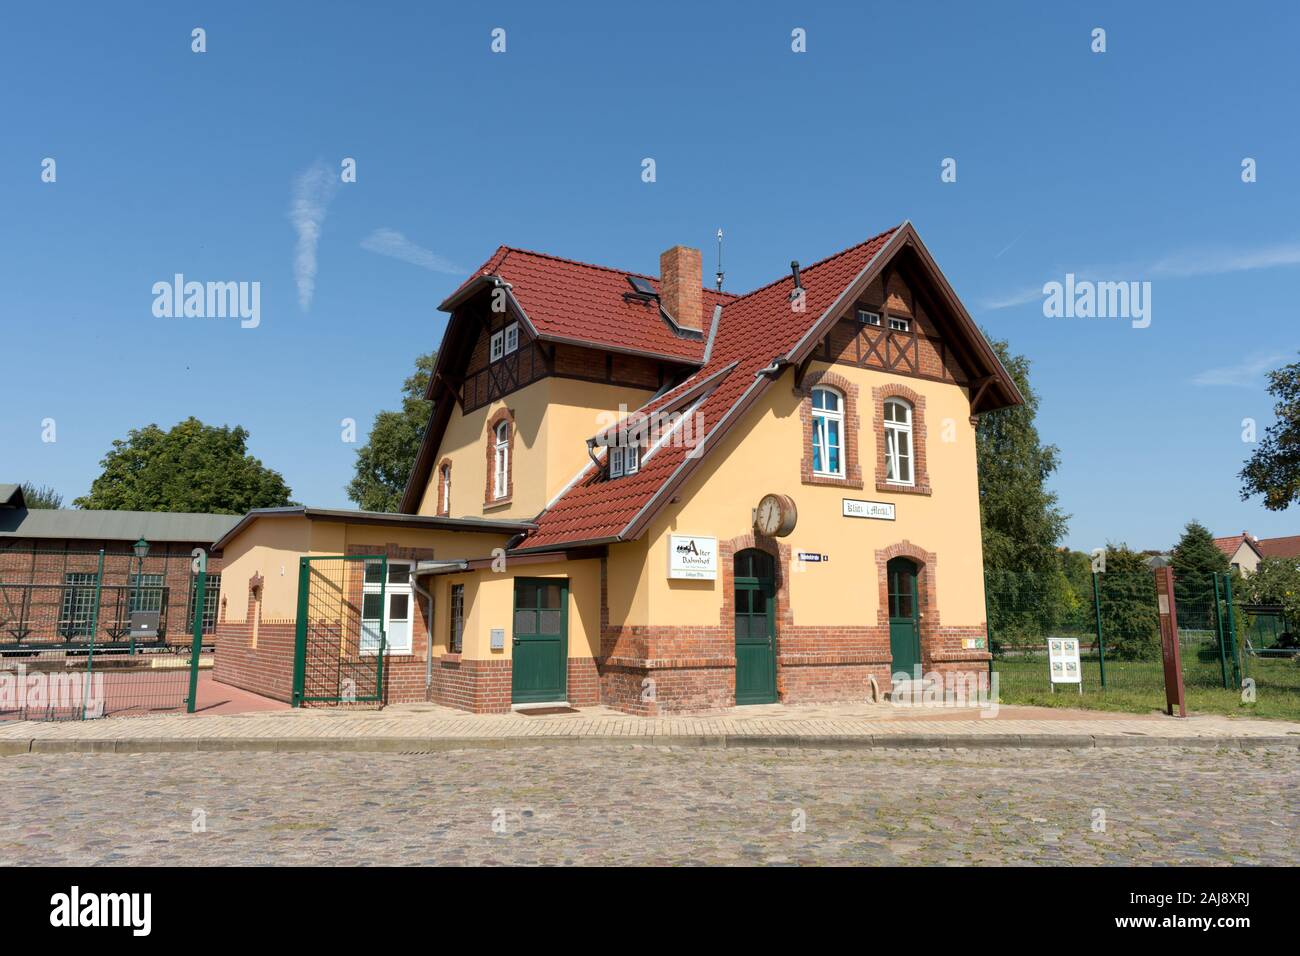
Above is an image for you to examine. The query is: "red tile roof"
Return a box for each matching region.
[519,227,902,550]
[1214,534,1252,559]
[445,246,733,363]
[1257,535,1300,559]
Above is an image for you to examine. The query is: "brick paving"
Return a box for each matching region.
[1,700,1298,753]
[1,745,1296,865]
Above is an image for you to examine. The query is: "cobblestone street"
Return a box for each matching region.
[1,746,1296,866]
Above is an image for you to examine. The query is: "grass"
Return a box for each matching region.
[991,647,1300,722]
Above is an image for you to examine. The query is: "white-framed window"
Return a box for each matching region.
[608,444,639,479]
[490,330,505,362]
[361,561,413,655]
[440,463,451,514]
[884,398,914,485]
[449,583,465,653]
[811,386,844,477]
[888,315,910,332]
[857,309,881,326]
[493,421,510,499]
[504,322,519,355]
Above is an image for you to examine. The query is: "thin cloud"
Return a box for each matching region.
[983,239,1300,312]
[1150,242,1300,279]
[981,286,1042,310]
[289,161,340,311]
[361,228,463,274]
[1191,351,1290,388]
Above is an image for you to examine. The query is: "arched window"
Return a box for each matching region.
[811,386,844,477]
[440,463,452,514]
[493,421,510,499]
[883,398,913,485]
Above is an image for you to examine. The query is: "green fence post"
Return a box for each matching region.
[983,573,993,682]
[186,552,206,714]
[82,549,105,721]
[1212,573,1229,690]
[1223,574,1242,690]
[292,557,310,707]
[1092,571,1106,688]
[376,556,388,705]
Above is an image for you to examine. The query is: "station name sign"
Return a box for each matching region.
[841,499,896,521]
[668,534,718,580]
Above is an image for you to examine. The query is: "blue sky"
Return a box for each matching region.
[3,1,1297,552]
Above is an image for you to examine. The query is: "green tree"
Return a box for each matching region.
[977,336,1071,643]
[73,418,294,514]
[346,351,436,513]
[1240,557,1300,645]
[1239,353,1300,510]
[19,483,62,509]
[1096,544,1161,660]
[1169,520,1230,628]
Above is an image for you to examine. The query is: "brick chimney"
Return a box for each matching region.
[659,245,702,332]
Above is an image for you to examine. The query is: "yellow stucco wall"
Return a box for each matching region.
[416,377,653,521]
[431,558,601,662]
[624,361,986,628]
[216,517,511,622]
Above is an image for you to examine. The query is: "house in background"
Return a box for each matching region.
[1214,532,1264,575]
[0,483,237,649]
[211,222,1021,714]
[1256,535,1300,565]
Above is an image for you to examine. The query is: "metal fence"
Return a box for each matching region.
[986,569,1298,708]
[0,548,211,720]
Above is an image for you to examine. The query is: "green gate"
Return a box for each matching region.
[292,555,387,706]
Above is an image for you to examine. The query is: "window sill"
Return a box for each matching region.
[803,473,864,489]
[482,497,513,512]
[875,480,931,496]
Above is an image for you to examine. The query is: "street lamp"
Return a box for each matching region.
[130,536,150,654]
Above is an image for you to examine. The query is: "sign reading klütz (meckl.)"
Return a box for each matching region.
[842,499,896,520]
[668,535,718,580]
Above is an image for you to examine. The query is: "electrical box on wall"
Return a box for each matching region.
[490,628,505,650]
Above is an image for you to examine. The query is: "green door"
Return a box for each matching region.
[888,557,921,679]
[734,549,777,705]
[512,578,568,704]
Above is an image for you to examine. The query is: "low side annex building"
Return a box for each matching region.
[210,222,1021,714]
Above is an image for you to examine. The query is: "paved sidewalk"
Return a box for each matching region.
[3,700,1299,754]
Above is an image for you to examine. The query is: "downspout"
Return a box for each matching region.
[412,576,436,694]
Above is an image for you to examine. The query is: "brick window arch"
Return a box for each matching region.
[796,370,863,488]
[871,383,931,495]
[484,407,514,505]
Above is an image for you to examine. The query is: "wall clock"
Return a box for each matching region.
[754,493,797,537]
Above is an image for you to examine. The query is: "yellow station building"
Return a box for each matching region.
[211,222,1020,713]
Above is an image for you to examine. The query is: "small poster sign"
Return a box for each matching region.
[1048,637,1082,691]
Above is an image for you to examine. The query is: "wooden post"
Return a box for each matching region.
[1154,566,1186,718]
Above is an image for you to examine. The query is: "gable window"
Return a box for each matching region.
[440,462,452,515]
[490,330,505,362]
[857,309,881,326]
[361,560,413,655]
[608,444,639,479]
[888,315,910,332]
[811,387,844,477]
[449,583,465,653]
[504,322,519,355]
[493,421,510,499]
[884,398,914,485]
